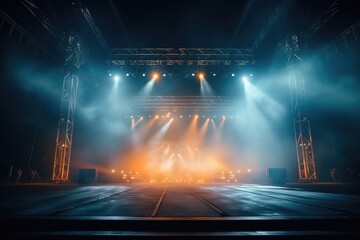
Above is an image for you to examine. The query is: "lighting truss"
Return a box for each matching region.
[123,96,237,110]
[108,48,254,65]
[286,34,317,181]
[52,33,82,182]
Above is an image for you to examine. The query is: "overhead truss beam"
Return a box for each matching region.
[306,0,347,39]
[74,0,108,50]
[108,48,254,65]
[122,96,238,110]
[0,8,57,62]
[21,0,60,40]
[252,0,295,50]
[323,19,360,53]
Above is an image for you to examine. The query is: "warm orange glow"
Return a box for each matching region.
[108,110,241,184]
[198,118,210,140]
[151,71,160,81]
[111,169,115,173]
[198,72,205,80]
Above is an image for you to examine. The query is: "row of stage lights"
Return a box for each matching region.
[109,71,253,82]
[125,114,240,120]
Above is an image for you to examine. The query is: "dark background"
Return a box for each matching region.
[0,0,359,182]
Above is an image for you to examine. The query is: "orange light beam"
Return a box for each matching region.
[182,113,199,141]
[198,118,210,140]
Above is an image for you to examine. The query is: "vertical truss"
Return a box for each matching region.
[52,33,82,182]
[286,35,317,181]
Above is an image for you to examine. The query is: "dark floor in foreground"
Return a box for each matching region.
[1,183,360,239]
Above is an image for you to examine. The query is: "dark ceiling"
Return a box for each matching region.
[0,0,359,180]
[1,0,359,64]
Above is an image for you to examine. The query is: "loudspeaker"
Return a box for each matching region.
[268,168,287,184]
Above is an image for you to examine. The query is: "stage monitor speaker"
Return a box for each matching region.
[268,168,287,184]
[78,168,97,184]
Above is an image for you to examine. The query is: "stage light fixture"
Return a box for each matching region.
[231,73,235,77]
[142,73,146,77]
[109,73,112,77]
[242,76,248,82]
[163,73,166,77]
[213,73,216,76]
[126,73,130,77]
[153,73,159,80]
[114,75,120,81]
[192,73,195,76]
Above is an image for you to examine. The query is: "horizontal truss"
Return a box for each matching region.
[108,48,254,65]
[122,96,238,110]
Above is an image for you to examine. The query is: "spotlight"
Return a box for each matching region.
[192,73,195,77]
[213,73,216,76]
[195,115,198,118]
[199,73,204,80]
[126,73,130,77]
[155,115,159,119]
[113,75,120,82]
[153,73,159,80]
[142,73,146,77]
[231,73,235,77]
[108,73,112,77]
[242,76,248,82]
[163,73,166,77]
[250,73,253,77]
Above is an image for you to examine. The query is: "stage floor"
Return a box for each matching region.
[1,183,360,239]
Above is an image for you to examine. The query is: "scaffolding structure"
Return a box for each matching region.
[108,48,254,66]
[286,34,317,181]
[52,33,82,182]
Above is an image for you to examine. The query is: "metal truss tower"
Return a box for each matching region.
[286,34,317,181]
[52,33,82,182]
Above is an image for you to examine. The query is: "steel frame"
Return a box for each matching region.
[286,35,317,181]
[108,48,254,66]
[125,96,236,109]
[52,33,82,182]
